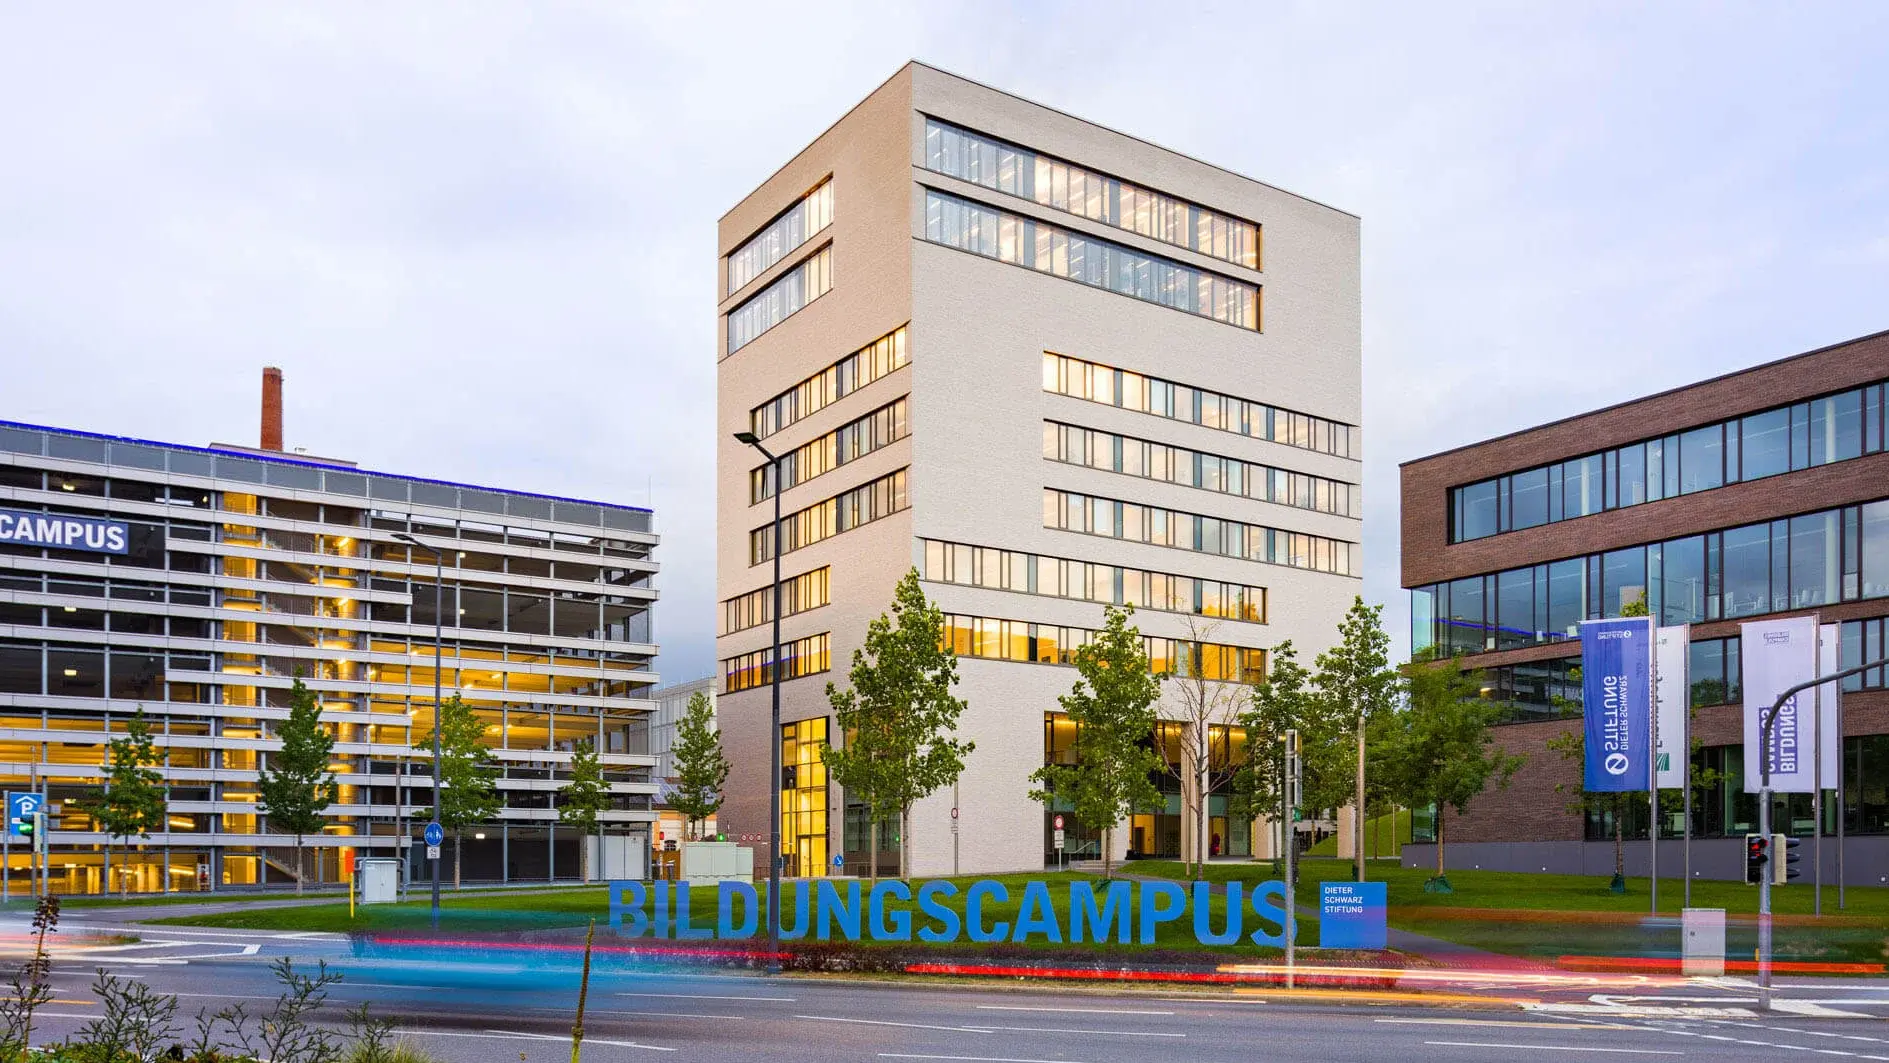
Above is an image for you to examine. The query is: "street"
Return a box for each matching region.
[12,913,1889,1061]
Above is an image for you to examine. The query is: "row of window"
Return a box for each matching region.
[727,179,833,294]
[941,613,1266,684]
[749,326,908,441]
[923,119,1260,270]
[719,566,832,636]
[723,633,831,693]
[1044,488,1359,578]
[0,641,210,700]
[923,190,1258,330]
[1451,380,1889,542]
[1043,353,1357,460]
[726,245,832,354]
[1412,498,1889,657]
[921,538,1265,622]
[749,469,908,564]
[0,573,212,608]
[1044,421,1359,519]
[0,426,650,532]
[752,397,908,503]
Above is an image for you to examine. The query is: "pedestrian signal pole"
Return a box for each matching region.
[1283,728,1301,990]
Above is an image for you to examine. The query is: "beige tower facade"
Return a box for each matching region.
[716,63,1360,878]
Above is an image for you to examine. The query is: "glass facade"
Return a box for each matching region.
[1044,353,1357,460]
[1046,421,1359,518]
[752,398,907,503]
[924,190,1259,330]
[1044,488,1360,577]
[780,717,829,877]
[726,245,832,354]
[942,613,1265,683]
[924,118,1260,269]
[726,179,833,295]
[722,633,831,693]
[922,539,1264,622]
[749,326,907,440]
[749,469,908,564]
[0,421,658,893]
[718,567,831,636]
[1450,380,1887,542]
[1412,497,1889,657]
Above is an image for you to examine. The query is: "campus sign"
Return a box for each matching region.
[607,877,1381,948]
[0,509,128,554]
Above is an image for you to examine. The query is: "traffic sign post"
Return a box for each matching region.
[7,792,45,903]
[424,821,443,928]
[1283,729,1302,990]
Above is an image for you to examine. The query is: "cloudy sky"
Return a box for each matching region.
[3,3,1885,681]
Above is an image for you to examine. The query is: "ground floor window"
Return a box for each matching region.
[781,717,829,877]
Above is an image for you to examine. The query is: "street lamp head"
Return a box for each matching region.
[733,431,760,445]
[392,532,418,545]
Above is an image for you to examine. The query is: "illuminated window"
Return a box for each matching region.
[750,327,908,440]
[727,180,833,294]
[781,717,829,877]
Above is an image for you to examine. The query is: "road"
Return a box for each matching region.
[10,915,1889,1061]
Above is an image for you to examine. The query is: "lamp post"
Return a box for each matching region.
[734,431,783,974]
[394,531,444,930]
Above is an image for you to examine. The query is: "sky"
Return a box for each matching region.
[3,3,1886,682]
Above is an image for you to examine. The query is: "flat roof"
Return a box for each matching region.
[0,416,652,518]
[1399,326,1889,468]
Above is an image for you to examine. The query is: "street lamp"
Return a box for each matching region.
[734,430,784,974]
[393,531,445,930]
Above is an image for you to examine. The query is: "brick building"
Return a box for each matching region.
[1399,329,1889,881]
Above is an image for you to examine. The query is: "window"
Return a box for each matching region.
[750,326,908,440]
[941,613,1265,684]
[1447,377,1889,542]
[924,118,1260,269]
[749,469,908,564]
[921,538,1265,622]
[720,567,831,635]
[1044,353,1356,459]
[1043,489,1357,576]
[780,717,829,878]
[727,179,833,294]
[723,634,831,693]
[1044,421,1357,517]
[753,398,908,502]
[726,245,832,354]
[925,191,1258,330]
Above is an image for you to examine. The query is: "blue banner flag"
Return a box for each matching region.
[1581,616,1653,792]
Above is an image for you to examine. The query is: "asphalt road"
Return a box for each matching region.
[12,915,1889,1061]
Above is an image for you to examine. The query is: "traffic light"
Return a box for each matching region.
[11,814,31,841]
[1744,833,1768,884]
[1775,833,1801,884]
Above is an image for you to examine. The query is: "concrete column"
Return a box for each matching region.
[1335,803,1357,859]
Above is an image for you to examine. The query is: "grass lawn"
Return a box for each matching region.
[1124,857,1889,968]
[153,872,1304,960]
[1306,808,1413,859]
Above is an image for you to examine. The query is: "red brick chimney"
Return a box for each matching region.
[261,367,284,451]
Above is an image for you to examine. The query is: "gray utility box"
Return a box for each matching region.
[1682,907,1726,976]
[359,858,401,905]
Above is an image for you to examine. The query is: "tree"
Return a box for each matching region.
[1028,605,1164,879]
[1385,655,1523,889]
[413,696,499,889]
[258,677,339,896]
[669,691,729,842]
[1167,618,1250,879]
[87,708,166,897]
[1313,597,1400,882]
[823,569,974,880]
[558,740,611,883]
[1229,641,1345,878]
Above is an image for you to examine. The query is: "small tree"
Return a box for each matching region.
[88,708,167,897]
[1167,618,1247,879]
[670,691,729,842]
[1230,641,1344,878]
[1028,605,1163,879]
[412,696,499,889]
[1312,597,1401,883]
[824,569,974,880]
[258,677,339,895]
[558,740,611,883]
[1387,655,1524,890]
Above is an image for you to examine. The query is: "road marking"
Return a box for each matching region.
[1377,1019,1630,1030]
[616,991,794,1002]
[1423,1042,1681,1055]
[798,1014,991,1034]
[880,1056,1091,1063]
[973,1005,1172,1016]
[1771,999,1875,1018]
[971,1025,1182,1038]
[482,1030,675,1053]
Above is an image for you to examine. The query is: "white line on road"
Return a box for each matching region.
[972,1026,1183,1038]
[880,1056,1091,1063]
[973,1005,1173,1016]
[483,1030,676,1053]
[1377,1019,1630,1031]
[1423,1042,1682,1055]
[797,1015,991,1034]
[616,991,794,1002]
